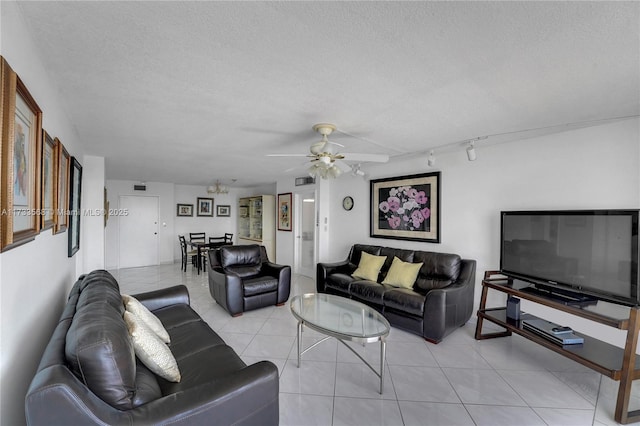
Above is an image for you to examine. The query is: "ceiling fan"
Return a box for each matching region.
[267,123,389,179]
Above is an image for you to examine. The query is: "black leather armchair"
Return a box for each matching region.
[208,244,291,316]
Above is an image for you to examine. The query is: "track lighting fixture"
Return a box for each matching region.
[351,164,365,177]
[466,141,477,161]
[427,150,435,167]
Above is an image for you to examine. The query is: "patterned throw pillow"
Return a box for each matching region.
[352,251,387,282]
[124,311,181,382]
[122,294,170,343]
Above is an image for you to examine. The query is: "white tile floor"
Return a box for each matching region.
[112,264,638,426]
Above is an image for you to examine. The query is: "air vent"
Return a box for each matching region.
[295,176,315,186]
[133,184,146,191]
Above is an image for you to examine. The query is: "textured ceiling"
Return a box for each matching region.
[15,1,640,187]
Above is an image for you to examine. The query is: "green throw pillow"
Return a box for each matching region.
[382,256,423,289]
[352,252,387,281]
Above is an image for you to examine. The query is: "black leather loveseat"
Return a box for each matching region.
[25,270,279,425]
[317,244,476,343]
[208,244,291,316]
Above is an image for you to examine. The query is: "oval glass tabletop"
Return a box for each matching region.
[290,293,390,341]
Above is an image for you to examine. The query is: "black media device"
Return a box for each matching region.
[506,296,520,320]
[500,209,640,307]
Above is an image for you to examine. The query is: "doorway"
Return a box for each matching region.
[118,195,159,268]
[294,191,316,278]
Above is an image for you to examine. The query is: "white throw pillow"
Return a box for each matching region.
[122,294,170,343]
[124,311,181,382]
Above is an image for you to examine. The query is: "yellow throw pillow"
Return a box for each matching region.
[382,256,423,289]
[122,294,170,344]
[352,252,387,281]
[124,311,181,382]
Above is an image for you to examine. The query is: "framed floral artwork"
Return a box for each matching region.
[0,57,43,251]
[277,192,292,231]
[197,197,213,217]
[370,172,440,243]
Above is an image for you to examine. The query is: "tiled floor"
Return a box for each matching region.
[112,264,638,426]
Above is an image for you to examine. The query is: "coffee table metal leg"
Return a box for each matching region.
[297,320,303,367]
[380,338,386,394]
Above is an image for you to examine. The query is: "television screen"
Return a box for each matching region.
[500,210,639,306]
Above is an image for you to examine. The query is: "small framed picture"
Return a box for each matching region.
[277,192,293,231]
[177,203,193,217]
[197,197,214,217]
[216,205,231,217]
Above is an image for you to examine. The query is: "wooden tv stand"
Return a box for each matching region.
[475,271,640,424]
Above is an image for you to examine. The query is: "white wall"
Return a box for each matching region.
[320,118,639,350]
[0,3,86,425]
[82,155,105,272]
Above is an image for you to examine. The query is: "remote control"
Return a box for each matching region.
[551,326,573,334]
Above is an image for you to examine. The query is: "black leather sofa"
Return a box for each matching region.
[317,244,476,343]
[208,244,291,316]
[25,270,279,425]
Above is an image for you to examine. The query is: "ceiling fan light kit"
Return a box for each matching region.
[207,180,229,194]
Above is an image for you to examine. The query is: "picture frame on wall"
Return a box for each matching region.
[0,57,43,251]
[68,157,82,257]
[54,140,70,234]
[216,205,231,217]
[370,172,441,243]
[197,197,214,217]
[277,192,292,231]
[41,130,58,231]
[176,203,193,217]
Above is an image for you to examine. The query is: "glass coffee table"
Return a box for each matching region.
[290,293,391,393]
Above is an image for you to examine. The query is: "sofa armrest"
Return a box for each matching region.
[132,285,190,311]
[316,260,351,292]
[262,262,291,305]
[422,259,476,342]
[26,360,279,426]
[132,360,279,425]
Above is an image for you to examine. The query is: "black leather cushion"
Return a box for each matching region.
[132,360,162,407]
[383,288,426,317]
[413,252,462,292]
[153,304,202,329]
[326,273,355,294]
[243,276,278,296]
[77,270,124,314]
[65,302,136,410]
[226,264,262,278]
[348,244,383,269]
[220,245,261,269]
[350,281,393,306]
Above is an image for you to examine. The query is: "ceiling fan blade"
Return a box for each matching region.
[335,160,352,173]
[340,153,389,163]
[266,154,310,157]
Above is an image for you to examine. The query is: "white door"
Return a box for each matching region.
[294,191,316,277]
[118,195,159,268]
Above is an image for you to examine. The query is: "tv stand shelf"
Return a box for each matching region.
[476,271,640,424]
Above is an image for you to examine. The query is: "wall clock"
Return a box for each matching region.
[342,196,354,211]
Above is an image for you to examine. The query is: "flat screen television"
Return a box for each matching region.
[500,209,639,306]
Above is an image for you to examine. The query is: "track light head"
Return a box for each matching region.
[466,141,477,161]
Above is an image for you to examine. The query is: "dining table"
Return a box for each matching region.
[187,239,232,274]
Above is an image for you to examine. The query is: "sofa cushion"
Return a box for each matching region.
[383,288,426,317]
[243,276,278,296]
[132,359,162,407]
[352,251,387,281]
[413,252,462,292]
[65,302,136,410]
[325,273,355,295]
[348,244,383,269]
[124,311,181,382]
[350,281,394,306]
[220,244,261,269]
[379,247,414,277]
[122,294,170,343]
[382,257,423,289]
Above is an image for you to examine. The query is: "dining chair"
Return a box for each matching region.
[188,232,207,271]
[224,233,234,244]
[178,235,197,272]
